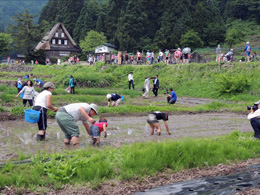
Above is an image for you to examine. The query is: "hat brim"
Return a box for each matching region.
[91,106,98,114]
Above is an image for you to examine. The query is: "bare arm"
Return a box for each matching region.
[16,87,25,97]
[83,123,90,135]
[46,95,58,112]
[103,124,107,138]
[108,101,110,107]
[79,107,95,123]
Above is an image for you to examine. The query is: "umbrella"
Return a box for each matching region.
[182,47,191,54]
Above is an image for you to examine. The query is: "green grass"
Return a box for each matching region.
[0,131,259,190]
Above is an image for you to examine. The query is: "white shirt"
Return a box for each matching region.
[20,86,36,100]
[159,52,163,57]
[154,78,157,84]
[128,74,133,81]
[144,79,150,88]
[34,90,52,108]
[64,103,92,124]
[248,109,260,120]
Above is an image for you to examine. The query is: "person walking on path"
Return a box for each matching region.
[55,103,98,147]
[153,75,159,97]
[167,88,177,104]
[143,77,151,98]
[69,75,76,94]
[216,45,221,64]
[33,82,58,141]
[244,41,251,62]
[106,93,123,107]
[16,80,37,107]
[128,72,134,89]
[147,111,171,136]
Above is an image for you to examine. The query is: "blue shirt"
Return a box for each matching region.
[245,44,251,52]
[69,78,75,87]
[36,79,43,85]
[170,91,177,101]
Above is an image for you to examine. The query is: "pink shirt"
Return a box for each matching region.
[93,122,108,132]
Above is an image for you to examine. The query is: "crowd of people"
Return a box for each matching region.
[216,41,258,63]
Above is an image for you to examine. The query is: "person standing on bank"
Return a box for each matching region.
[143,77,151,98]
[69,75,75,94]
[33,82,58,141]
[216,45,221,64]
[128,72,134,90]
[55,103,98,147]
[106,93,122,107]
[16,80,36,107]
[167,88,177,104]
[153,75,159,97]
[147,111,171,136]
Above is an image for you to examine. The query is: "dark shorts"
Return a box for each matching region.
[33,106,47,130]
[246,51,251,56]
[90,125,100,138]
[147,114,159,124]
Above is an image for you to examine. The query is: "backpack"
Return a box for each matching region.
[73,78,77,85]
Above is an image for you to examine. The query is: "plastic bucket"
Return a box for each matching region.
[20,92,24,99]
[121,96,124,101]
[24,109,40,123]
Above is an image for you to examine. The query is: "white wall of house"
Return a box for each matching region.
[95,45,115,54]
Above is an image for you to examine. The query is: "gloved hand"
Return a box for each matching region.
[104,132,107,138]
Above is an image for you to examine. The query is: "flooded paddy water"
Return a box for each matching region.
[0,112,250,161]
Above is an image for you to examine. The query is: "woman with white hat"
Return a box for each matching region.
[106,93,122,107]
[33,82,58,141]
[55,103,98,147]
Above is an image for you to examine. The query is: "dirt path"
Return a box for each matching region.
[0,112,250,161]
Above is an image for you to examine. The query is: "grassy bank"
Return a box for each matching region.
[0,131,259,191]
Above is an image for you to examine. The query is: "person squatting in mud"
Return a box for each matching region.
[55,103,98,147]
[89,117,108,146]
[147,111,171,136]
[247,100,260,139]
[33,82,58,141]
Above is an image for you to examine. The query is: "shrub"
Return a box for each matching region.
[214,73,251,95]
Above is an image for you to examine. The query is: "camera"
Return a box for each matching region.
[247,104,258,111]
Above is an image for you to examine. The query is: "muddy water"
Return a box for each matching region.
[0,112,250,161]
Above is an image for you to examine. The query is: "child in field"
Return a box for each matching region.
[89,117,108,146]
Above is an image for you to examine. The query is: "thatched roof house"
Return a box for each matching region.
[35,23,81,58]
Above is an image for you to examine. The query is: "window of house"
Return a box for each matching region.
[52,39,56,44]
[55,32,59,37]
[64,40,68,45]
[61,33,64,38]
[58,40,61,45]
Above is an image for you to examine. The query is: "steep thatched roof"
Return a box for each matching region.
[35,23,77,51]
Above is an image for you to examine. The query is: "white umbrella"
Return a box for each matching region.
[182,47,191,54]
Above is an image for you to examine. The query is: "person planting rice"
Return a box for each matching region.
[106,93,122,107]
[55,103,98,147]
[33,82,58,141]
[89,117,108,146]
[147,111,171,136]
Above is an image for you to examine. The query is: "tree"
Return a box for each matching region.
[180,30,203,51]
[7,9,48,54]
[0,33,13,54]
[80,30,107,53]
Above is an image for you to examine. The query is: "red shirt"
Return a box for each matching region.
[93,122,108,132]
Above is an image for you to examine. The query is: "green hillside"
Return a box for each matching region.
[0,0,48,31]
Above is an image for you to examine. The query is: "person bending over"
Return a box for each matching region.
[55,103,98,147]
[167,88,177,104]
[89,117,108,146]
[147,111,171,136]
[106,93,122,107]
[247,100,260,139]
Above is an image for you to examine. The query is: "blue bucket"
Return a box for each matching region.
[20,92,24,99]
[121,96,124,101]
[24,109,40,123]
